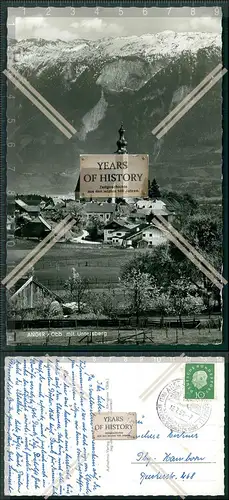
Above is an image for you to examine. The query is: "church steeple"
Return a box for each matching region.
[115,123,128,154]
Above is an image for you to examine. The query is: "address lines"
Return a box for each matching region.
[7,5,223,19]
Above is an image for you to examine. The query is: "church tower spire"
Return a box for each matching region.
[115,122,128,154]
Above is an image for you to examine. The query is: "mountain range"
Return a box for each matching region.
[7,31,223,197]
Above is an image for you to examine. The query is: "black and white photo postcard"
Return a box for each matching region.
[3,3,228,347]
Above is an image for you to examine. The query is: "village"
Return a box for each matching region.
[6,122,222,345]
[7,178,173,248]
[6,170,222,348]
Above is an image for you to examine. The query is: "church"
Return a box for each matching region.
[74,123,128,203]
[74,124,173,249]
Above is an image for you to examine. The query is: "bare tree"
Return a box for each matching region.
[86,291,104,327]
[86,215,104,241]
[122,269,153,324]
[168,279,204,324]
[7,295,28,319]
[64,268,88,314]
[100,290,119,319]
[151,286,173,325]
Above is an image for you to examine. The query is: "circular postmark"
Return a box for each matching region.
[156,379,211,433]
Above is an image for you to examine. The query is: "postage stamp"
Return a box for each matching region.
[185,363,215,399]
[93,412,137,440]
[156,379,212,433]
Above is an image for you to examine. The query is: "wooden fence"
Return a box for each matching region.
[7,316,221,331]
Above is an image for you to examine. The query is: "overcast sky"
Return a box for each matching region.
[8,7,222,41]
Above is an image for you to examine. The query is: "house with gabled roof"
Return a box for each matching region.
[135,198,175,222]
[40,199,55,210]
[141,225,167,247]
[52,197,66,208]
[116,223,149,247]
[110,222,168,248]
[15,199,40,217]
[84,202,116,223]
[103,219,137,243]
[129,210,151,223]
[9,274,64,310]
[15,215,52,239]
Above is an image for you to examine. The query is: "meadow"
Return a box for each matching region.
[7,239,140,294]
[7,240,223,346]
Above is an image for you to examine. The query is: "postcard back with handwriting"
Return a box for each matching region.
[5,356,224,496]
